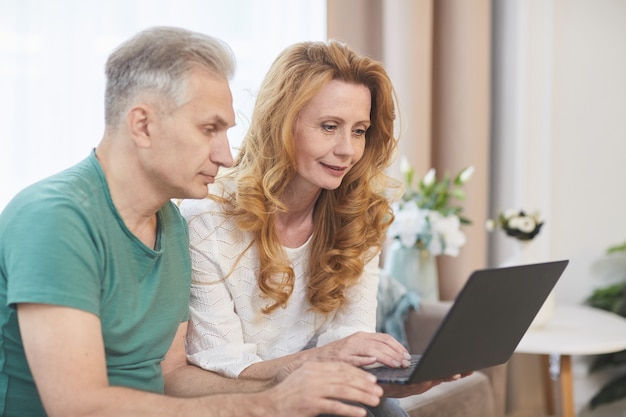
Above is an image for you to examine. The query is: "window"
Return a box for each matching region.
[0,0,326,208]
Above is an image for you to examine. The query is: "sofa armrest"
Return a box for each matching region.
[404,300,453,354]
[404,300,508,417]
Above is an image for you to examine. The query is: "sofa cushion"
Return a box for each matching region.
[398,371,497,417]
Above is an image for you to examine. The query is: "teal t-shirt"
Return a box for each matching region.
[0,151,191,416]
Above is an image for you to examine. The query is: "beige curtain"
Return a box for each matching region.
[327,0,491,300]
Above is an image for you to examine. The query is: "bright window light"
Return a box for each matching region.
[0,0,326,208]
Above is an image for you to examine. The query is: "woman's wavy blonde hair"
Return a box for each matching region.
[220,40,400,314]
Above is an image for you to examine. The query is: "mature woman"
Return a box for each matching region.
[180,40,445,416]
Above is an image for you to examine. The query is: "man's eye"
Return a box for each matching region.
[204,127,217,135]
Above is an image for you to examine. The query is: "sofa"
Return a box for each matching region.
[397,300,508,417]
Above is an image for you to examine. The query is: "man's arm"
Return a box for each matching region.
[18,304,382,417]
[163,322,273,396]
[18,303,195,417]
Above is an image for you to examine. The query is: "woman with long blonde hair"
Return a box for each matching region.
[181,40,445,415]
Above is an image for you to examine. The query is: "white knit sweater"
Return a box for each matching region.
[179,190,380,378]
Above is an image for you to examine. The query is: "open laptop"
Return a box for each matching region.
[367,259,569,384]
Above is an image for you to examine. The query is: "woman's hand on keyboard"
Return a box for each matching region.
[299,331,412,369]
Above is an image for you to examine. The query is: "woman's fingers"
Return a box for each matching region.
[347,332,412,368]
[307,332,412,369]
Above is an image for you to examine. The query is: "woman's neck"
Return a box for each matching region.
[276,183,320,248]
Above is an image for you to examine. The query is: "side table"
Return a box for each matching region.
[515,304,626,417]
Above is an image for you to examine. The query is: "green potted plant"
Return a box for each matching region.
[585,240,626,409]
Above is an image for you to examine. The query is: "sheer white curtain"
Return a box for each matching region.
[0,0,326,209]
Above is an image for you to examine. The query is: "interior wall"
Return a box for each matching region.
[492,0,626,414]
[491,0,626,319]
[553,0,626,412]
[551,0,626,303]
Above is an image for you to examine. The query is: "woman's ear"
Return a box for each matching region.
[126,105,153,148]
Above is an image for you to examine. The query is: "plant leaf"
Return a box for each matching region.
[607,241,626,254]
[590,374,626,409]
[585,283,626,314]
[589,350,626,372]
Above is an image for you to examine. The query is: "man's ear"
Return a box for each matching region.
[126,105,153,148]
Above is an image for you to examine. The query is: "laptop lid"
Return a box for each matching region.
[372,259,569,384]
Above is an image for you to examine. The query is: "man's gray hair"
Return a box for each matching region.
[104,26,236,128]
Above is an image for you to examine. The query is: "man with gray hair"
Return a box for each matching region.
[0,26,383,417]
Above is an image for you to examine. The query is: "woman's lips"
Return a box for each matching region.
[321,162,347,176]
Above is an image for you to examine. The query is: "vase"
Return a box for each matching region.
[529,291,556,330]
[384,241,439,301]
[501,240,555,329]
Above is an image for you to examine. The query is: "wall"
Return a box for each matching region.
[492,0,626,415]
[551,0,626,303]
[553,0,626,413]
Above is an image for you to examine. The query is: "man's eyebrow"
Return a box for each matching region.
[208,116,235,129]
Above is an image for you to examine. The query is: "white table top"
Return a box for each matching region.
[516,304,626,356]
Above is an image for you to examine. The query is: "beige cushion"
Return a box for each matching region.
[399,372,496,417]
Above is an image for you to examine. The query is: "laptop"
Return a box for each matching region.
[367,259,569,384]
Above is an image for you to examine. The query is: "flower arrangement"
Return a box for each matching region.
[486,209,544,241]
[387,157,474,257]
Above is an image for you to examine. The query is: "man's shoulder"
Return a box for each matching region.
[6,159,104,217]
[0,155,110,249]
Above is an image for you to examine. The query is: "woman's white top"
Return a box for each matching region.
[179,187,380,378]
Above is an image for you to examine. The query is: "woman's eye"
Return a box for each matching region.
[353,128,367,137]
[322,124,337,132]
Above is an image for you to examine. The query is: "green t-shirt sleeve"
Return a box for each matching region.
[5,194,102,315]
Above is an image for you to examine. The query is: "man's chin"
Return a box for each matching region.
[181,185,210,200]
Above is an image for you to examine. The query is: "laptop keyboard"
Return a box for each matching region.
[366,355,421,383]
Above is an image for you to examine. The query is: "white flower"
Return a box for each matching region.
[422,168,436,187]
[487,208,544,241]
[504,209,518,219]
[428,212,467,257]
[509,216,536,233]
[458,166,475,184]
[529,210,542,223]
[400,157,412,176]
[387,201,429,248]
